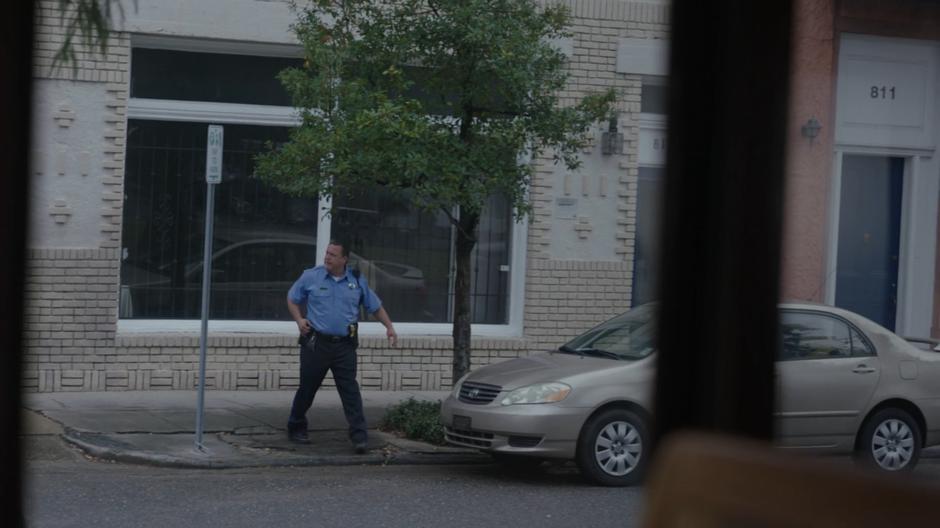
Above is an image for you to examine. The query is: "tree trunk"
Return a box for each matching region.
[452,210,479,383]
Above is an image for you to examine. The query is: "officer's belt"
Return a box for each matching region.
[314,330,352,343]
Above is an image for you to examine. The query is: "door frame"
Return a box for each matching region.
[825,147,937,336]
[828,34,940,338]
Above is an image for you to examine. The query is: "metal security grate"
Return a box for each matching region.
[120,120,313,321]
[458,382,502,404]
[444,427,494,448]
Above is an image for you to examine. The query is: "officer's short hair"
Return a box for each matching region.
[328,239,349,258]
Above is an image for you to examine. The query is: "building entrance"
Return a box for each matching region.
[834,155,904,330]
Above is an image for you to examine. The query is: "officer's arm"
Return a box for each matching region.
[287,298,311,335]
[372,306,397,346]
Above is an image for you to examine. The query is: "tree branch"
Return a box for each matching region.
[439,205,477,244]
[425,0,441,18]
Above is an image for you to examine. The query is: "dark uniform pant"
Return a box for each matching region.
[287,335,367,444]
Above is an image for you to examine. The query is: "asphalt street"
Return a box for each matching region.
[20,389,940,528]
[23,432,940,528]
[23,435,646,528]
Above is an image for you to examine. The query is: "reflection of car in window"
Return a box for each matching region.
[120,235,429,321]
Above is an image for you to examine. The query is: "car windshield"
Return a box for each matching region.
[560,304,657,360]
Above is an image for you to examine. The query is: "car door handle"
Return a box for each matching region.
[852,365,876,374]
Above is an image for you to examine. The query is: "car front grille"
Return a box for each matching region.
[508,435,543,448]
[444,426,494,448]
[458,381,502,404]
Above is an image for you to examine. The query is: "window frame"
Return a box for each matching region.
[777,309,878,362]
[825,148,925,336]
[118,37,527,337]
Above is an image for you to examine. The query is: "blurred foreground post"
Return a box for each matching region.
[653,0,793,443]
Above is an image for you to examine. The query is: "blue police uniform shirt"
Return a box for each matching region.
[288,265,382,336]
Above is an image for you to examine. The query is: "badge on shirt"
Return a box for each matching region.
[348,282,357,289]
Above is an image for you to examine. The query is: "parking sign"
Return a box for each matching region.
[206,125,223,184]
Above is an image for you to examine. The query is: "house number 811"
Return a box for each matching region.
[870,86,896,99]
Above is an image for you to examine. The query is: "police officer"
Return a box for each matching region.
[286,240,397,453]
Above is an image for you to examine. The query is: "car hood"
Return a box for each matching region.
[465,351,649,390]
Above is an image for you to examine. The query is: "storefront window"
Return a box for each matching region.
[120,119,513,324]
[332,191,511,324]
[122,45,515,325]
[130,48,303,106]
[120,120,316,320]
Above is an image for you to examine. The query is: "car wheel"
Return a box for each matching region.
[857,408,921,472]
[490,453,544,471]
[576,408,648,486]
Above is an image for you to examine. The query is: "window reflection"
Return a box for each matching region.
[120,120,317,320]
[778,311,864,360]
[332,190,511,323]
[130,48,303,106]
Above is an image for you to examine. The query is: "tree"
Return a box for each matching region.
[257,0,616,382]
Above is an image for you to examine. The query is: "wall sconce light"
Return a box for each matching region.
[601,117,623,155]
[801,117,822,143]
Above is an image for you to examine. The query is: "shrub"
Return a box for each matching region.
[381,398,446,445]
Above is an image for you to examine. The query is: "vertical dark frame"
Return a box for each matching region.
[653,0,793,443]
[3,0,32,525]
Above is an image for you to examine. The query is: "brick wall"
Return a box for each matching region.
[32,0,130,248]
[33,0,131,84]
[24,331,527,392]
[22,249,120,391]
[524,260,632,350]
[524,1,668,349]
[24,2,132,392]
[526,2,669,262]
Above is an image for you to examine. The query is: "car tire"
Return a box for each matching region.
[857,408,922,472]
[490,453,544,471]
[576,408,649,487]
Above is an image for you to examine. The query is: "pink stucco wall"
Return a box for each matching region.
[934,216,940,337]
[779,0,836,302]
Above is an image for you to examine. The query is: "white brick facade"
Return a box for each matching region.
[24,0,670,391]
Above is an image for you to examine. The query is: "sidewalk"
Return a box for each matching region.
[21,390,488,469]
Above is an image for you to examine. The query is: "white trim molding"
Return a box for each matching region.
[128,98,303,127]
[117,319,522,338]
[131,34,303,58]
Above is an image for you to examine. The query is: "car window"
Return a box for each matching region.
[850,327,876,357]
[779,311,853,361]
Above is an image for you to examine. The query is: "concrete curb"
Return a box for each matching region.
[62,428,489,470]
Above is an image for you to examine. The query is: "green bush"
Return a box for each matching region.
[380,398,446,445]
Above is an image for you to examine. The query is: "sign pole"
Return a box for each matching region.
[196,124,223,452]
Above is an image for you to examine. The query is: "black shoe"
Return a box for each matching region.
[354,442,368,454]
[288,430,311,444]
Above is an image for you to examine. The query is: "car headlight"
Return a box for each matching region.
[451,373,471,398]
[500,382,571,406]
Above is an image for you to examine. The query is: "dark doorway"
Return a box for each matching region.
[835,155,904,330]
